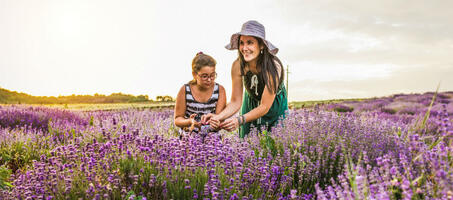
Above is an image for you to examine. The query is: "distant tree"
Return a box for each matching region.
[162,96,174,102]
[0,87,154,104]
[136,95,149,101]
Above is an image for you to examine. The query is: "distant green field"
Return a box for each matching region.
[289,98,365,109]
[2,99,368,111]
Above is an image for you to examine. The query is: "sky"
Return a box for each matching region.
[1,0,452,101]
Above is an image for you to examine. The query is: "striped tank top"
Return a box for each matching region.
[183,83,219,133]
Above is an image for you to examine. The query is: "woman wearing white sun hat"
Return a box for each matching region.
[202,20,288,138]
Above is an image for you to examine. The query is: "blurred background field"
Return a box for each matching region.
[2,100,357,111]
[4,86,452,113]
[43,102,175,111]
[289,98,364,109]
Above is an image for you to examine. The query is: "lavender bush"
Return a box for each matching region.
[0,105,88,132]
[0,92,451,199]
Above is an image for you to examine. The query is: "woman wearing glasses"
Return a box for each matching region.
[174,52,226,138]
[202,20,288,138]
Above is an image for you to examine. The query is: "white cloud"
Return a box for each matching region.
[289,61,396,81]
[289,63,453,101]
[0,0,452,101]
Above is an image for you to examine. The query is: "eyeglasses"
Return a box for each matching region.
[197,72,217,81]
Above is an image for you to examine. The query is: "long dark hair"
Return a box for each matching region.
[238,36,284,94]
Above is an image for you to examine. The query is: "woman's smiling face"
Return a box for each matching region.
[239,35,262,63]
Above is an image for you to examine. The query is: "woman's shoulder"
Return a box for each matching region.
[233,58,240,65]
[232,59,240,68]
[231,58,242,76]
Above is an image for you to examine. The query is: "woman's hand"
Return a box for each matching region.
[200,113,212,124]
[220,117,240,132]
[188,114,201,132]
[201,113,221,129]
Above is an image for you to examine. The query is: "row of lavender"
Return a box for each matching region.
[0,92,452,199]
[0,106,89,174]
[325,92,453,116]
[0,105,88,132]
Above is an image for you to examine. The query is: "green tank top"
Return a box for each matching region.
[239,71,288,138]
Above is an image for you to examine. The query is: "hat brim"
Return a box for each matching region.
[225,32,279,56]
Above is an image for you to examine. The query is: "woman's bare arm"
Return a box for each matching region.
[216,59,244,121]
[215,84,227,115]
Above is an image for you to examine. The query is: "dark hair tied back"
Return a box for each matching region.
[190,52,217,84]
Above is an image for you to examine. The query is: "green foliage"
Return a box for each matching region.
[126,190,146,200]
[89,116,94,126]
[381,107,397,114]
[0,165,13,189]
[420,83,439,130]
[117,156,163,198]
[0,140,45,173]
[344,149,364,200]
[257,130,284,158]
[112,154,209,199]
[0,87,152,104]
[155,95,175,102]
[334,105,354,113]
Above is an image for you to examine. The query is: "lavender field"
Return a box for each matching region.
[0,92,452,200]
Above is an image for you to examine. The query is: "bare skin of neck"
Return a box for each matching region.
[195,84,212,92]
[246,60,259,74]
